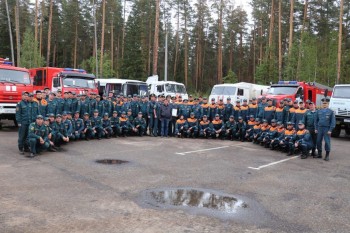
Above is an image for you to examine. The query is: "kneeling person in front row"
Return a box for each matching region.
[27,115,50,158]
[132,112,147,136]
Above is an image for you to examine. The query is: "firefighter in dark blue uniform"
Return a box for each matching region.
[294,121,314,159]
[27,115,50,158]
[303,101,317,157]
[16,91,31,154]
[314,97,335,161]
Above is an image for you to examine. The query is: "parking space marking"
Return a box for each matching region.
[175,146,230,155]
[248,156,299,170]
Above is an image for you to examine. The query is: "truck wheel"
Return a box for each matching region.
[345,128,350,135]
[331,127,341,138]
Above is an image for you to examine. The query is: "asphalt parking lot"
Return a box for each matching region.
[1,124,350,233]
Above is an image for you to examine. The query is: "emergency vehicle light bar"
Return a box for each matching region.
[277,81,298,85]
[0,58,13,66]
[64,68,86,73]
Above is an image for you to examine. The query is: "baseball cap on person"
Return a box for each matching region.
[321,97,330,102]
[36,115,43,119]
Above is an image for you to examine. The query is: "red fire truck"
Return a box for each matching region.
[29,67,98,95]
[265,81,332,107]
[0,58,33,127]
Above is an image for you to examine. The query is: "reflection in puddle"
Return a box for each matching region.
[150,189,247,213]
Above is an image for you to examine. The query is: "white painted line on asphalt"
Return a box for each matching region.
[248,156,299,170]
[175,146,230,155]
[233,144,260,151]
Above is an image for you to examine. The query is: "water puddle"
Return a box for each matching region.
[149,189,247,213]
[96,159,129,165]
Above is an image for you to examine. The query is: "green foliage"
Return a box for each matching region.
[223,69,238,83]
[81,50,114,78]
[20,28,44,68]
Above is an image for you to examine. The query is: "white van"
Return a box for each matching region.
[146,75,188,99]
[329,84,350,137]
[209,82,269,103]
[96,78,148,97]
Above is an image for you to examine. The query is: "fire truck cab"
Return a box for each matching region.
[0,58,33,127]
[30,67,98,95]
[266,81,332,107]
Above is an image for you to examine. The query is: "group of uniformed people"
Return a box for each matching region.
[16,88,335,161]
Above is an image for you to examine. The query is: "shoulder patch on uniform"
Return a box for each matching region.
[30,126,35,131]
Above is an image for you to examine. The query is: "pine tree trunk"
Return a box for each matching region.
[4,0,15,65]
[147,13,152,76]
[259,19,263,65]
[46,0,53,67]
[173,2,180,81]
[52,40,56,66]
[229,31,233,71]
[121,0,126,60]
[278,0,282,81]
[184,3,188,86]
[39,1,44,58]
[239,31,243,81]
[288,0,294,58]
[296,0,308,80]
[15,0,20,67]
[152,0,160,75]
[111,23,114,75]
[217,0,223,84]
[268,0,274,49]
[100,0,106,77]
[337,0,344,84]
[34,0,38,66]
[252,28,256,83]
[74,22,78,68]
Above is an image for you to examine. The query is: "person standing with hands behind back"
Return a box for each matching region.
[314,97,335,161]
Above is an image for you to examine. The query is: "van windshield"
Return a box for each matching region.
[332,86,350,98]
[211,86,236,95]
[267,86,297,95]
[0,69,31,84]
[165,84,187,94]
[106,83,122,94]
[63,77,95,89]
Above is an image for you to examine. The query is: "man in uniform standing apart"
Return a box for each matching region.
[16,91,31,154]
[315,97,335,161]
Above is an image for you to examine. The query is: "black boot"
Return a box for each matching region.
[324,152,330,161]
[301,151,308,159]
